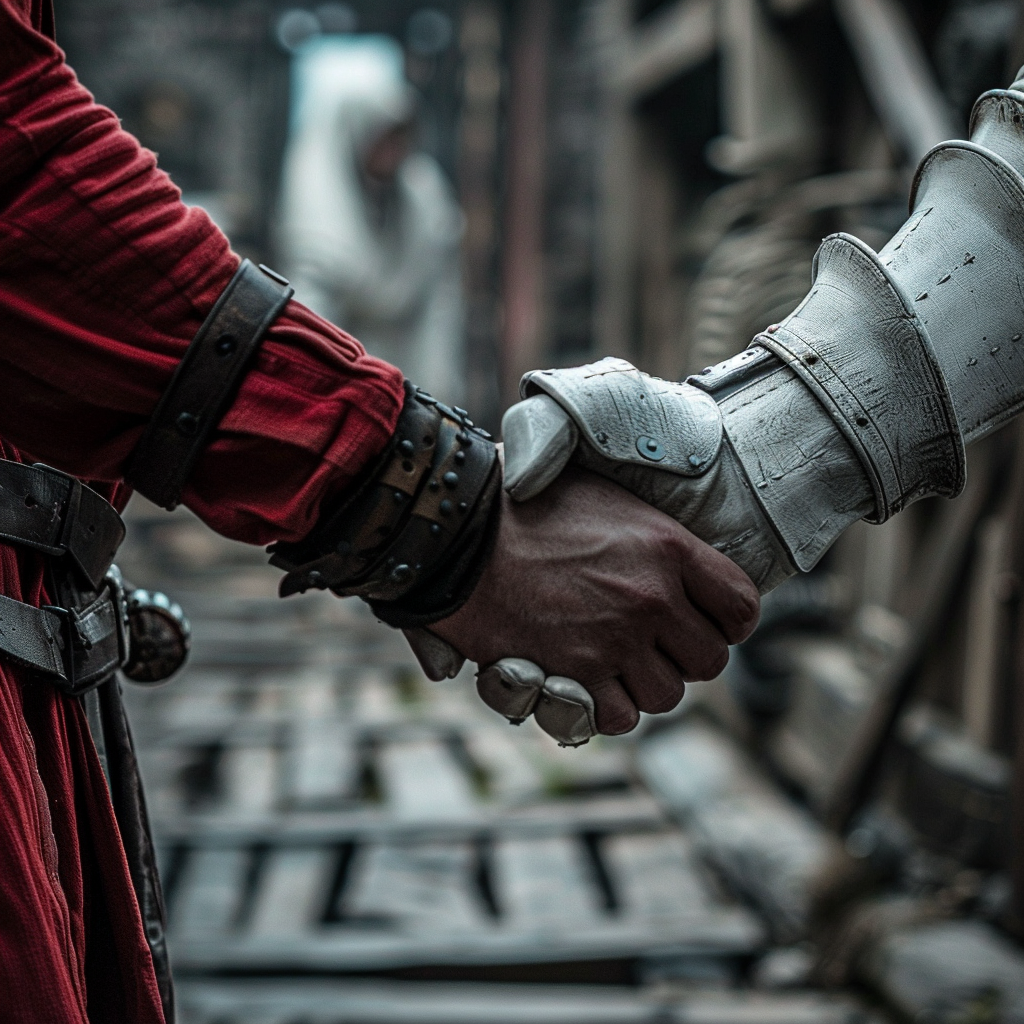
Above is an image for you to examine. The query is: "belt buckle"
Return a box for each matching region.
[40,602,80,695]
[104,565,131,668]
[43,568,130,697]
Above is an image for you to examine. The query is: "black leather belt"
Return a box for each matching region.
[0,461,129,695]
[0,460,125,586]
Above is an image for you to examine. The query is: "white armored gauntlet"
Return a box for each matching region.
[505,73,1024,598]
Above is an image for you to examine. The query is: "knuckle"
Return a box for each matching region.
[689,643,729,682]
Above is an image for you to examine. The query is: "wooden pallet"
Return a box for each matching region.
[118,502,765,980]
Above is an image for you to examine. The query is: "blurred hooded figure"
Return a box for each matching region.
[278,38,465,402]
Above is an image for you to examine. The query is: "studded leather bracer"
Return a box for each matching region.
[268,382,500,627]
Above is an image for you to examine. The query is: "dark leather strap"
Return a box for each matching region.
[0,461,125,588]
[0,585,126,693]
[126,260,293,510]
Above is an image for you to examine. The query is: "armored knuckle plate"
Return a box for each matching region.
[502,394,579,502]
[755,233,965,523]
[520,358,723,477]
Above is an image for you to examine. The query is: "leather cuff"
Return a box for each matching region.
[268,382,500,624]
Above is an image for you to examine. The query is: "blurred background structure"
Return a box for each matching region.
[52,0,1024,1020]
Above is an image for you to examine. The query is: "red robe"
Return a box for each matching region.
[0,2,406,1019]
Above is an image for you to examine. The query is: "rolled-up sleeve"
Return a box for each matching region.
[0,0,406,544]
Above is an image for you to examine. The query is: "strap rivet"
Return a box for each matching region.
[216,333,237,356]
[439,499,453,515]
[175,412,199,436]
[443,472,459,488]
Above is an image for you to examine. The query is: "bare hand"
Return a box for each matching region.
[431,467,760,735]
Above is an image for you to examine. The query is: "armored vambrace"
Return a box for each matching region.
[504,74,1024,596]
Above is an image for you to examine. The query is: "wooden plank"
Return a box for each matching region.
[155,794,667,846]
[247,848,337,936]
[219,744,279,813]
[377,738,477,821]
[492,836,601,927]
[174,980,876,1023]
[462,727,544,804]
[171,847,249,935]
[602,831,717,923]
[283,719,359,807]
[617,0,716,98]
[170,909,763,974]
[833,0,958,162]
[340,842,486,932]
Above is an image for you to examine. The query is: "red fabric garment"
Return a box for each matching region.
[0,0,407,1019]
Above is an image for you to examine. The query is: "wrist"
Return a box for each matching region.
[268,381,500,624]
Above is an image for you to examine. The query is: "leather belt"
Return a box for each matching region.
[0,460,125,587]
[0,461,130,695]
[0,571,128,694]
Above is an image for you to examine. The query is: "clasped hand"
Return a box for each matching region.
[431,466,760,737]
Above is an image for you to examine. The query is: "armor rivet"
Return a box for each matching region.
[767,324,779,334]
[459,501,468,512]
[399,439,415,456]
[454,450,466,464]
[1014,334,1022,342]
[430,523,441,536]
[856,416,869,427]
[443,472,459,488]
[175,412,199,436]
[805,354,818,365]
[595,431,609,444]
[636,436,665,461]
[391,564,412,582]
[968,357,978,366]
[439,499,453,515]
[688,455,702,468]
[429,479,440,492]
[216,332,237,356]
[393,490,405,503]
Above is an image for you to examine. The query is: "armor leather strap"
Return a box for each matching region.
[126,259,293,510]
[0,579,127,693]
[0,461,125,588]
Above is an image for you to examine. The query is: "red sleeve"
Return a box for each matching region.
[0,0,406,545]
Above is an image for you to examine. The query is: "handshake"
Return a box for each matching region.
[268,74,1024,745]
[416,356,792,746]
[418,69,1024,737]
